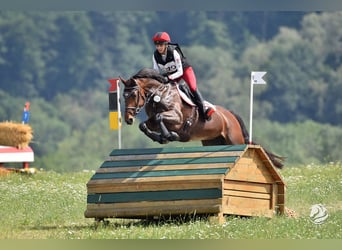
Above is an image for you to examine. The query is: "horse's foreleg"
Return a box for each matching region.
[155,113,180,142]
[139,122,168,144]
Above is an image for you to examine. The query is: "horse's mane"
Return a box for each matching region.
[133,68,167,84]
[132,68,178,111]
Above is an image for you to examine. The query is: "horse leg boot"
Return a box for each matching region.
[192,89,214,121]
[155,113,180,142]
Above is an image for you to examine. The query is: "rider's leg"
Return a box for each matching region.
[192,89,214,121]
[182,67,214,121]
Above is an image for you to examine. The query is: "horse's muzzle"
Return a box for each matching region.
[125,117,134,125]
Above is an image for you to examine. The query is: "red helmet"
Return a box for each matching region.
[152,32,171,44]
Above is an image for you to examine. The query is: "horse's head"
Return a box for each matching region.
[120,77,146,125]
[120,68,170,125]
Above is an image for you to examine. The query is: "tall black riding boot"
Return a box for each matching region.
[192,89,214,121]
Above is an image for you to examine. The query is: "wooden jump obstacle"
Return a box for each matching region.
[84,144,285,223]
[0,146,34,170]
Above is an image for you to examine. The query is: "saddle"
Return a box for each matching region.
[176,82,216,111]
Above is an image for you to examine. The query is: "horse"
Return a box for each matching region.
[120,68,285,169]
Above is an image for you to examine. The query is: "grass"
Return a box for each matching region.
[0,163,341,239]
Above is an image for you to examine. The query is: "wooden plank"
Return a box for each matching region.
[86,198,221,210]
[235,157,254,165]
[85,200,222,218]
[270,183,276,209]
[222,196,273,217]
[227,161,275,183]
[277,184,286,214]
[227,171,274,183]
[224,180,271,193]
[87,174,225,186]
[90,168,229,180]
[85,199,222,218]
[109,144,248,157]
[87,188,222,204]
[108,150,244,161]
[87,179,222,194]
[99,156,238,168]
[277,183,286,195]
[0,146,34,162]
[96,162,234,174]
[223,189,271,200]
[248,146,286,184]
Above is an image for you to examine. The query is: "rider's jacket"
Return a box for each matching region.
[153,44,190,81]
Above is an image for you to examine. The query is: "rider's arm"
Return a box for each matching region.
[152,55,159,71]
[167,50,183,80]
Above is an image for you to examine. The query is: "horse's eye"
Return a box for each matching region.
[123,92,130,98]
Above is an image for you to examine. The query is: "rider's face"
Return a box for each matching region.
[155,43,167,54]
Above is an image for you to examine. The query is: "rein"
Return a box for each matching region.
[124,78,167,116]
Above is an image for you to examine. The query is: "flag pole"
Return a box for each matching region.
[249,71,267,145]
[249,81,254,144]
[116,80,122,149]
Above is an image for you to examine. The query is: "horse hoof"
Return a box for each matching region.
[168,132,180,141]
[139,123,147,132]
[159,138,169,144]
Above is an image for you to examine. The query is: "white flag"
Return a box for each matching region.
[251,71,267,84]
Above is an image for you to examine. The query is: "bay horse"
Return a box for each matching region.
[120,68,284,169]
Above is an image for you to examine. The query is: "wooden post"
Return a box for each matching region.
[23,162,29,169]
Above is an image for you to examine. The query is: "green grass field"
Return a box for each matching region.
[0,163,341,239]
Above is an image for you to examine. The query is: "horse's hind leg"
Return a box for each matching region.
[202,136,227,146]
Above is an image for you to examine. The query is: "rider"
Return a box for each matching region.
[152,31,214,121]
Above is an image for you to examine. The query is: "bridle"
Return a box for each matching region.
[123,78,170,117]
[123,79,146,116]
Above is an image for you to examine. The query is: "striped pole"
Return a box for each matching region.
[107,78,122,149]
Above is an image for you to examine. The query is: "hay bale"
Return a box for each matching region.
[0,122,33,149]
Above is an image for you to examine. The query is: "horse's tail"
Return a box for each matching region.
[231,111,285,169]
[230,111,250,144]
[262,149,285,169]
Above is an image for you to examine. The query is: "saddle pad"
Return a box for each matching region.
[176,85,216,110]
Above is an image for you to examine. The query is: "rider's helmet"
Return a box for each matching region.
[152,32,171,44]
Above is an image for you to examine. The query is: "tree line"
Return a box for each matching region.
[0,11,341,171]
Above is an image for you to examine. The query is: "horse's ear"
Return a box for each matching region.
[119,76,126,85]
